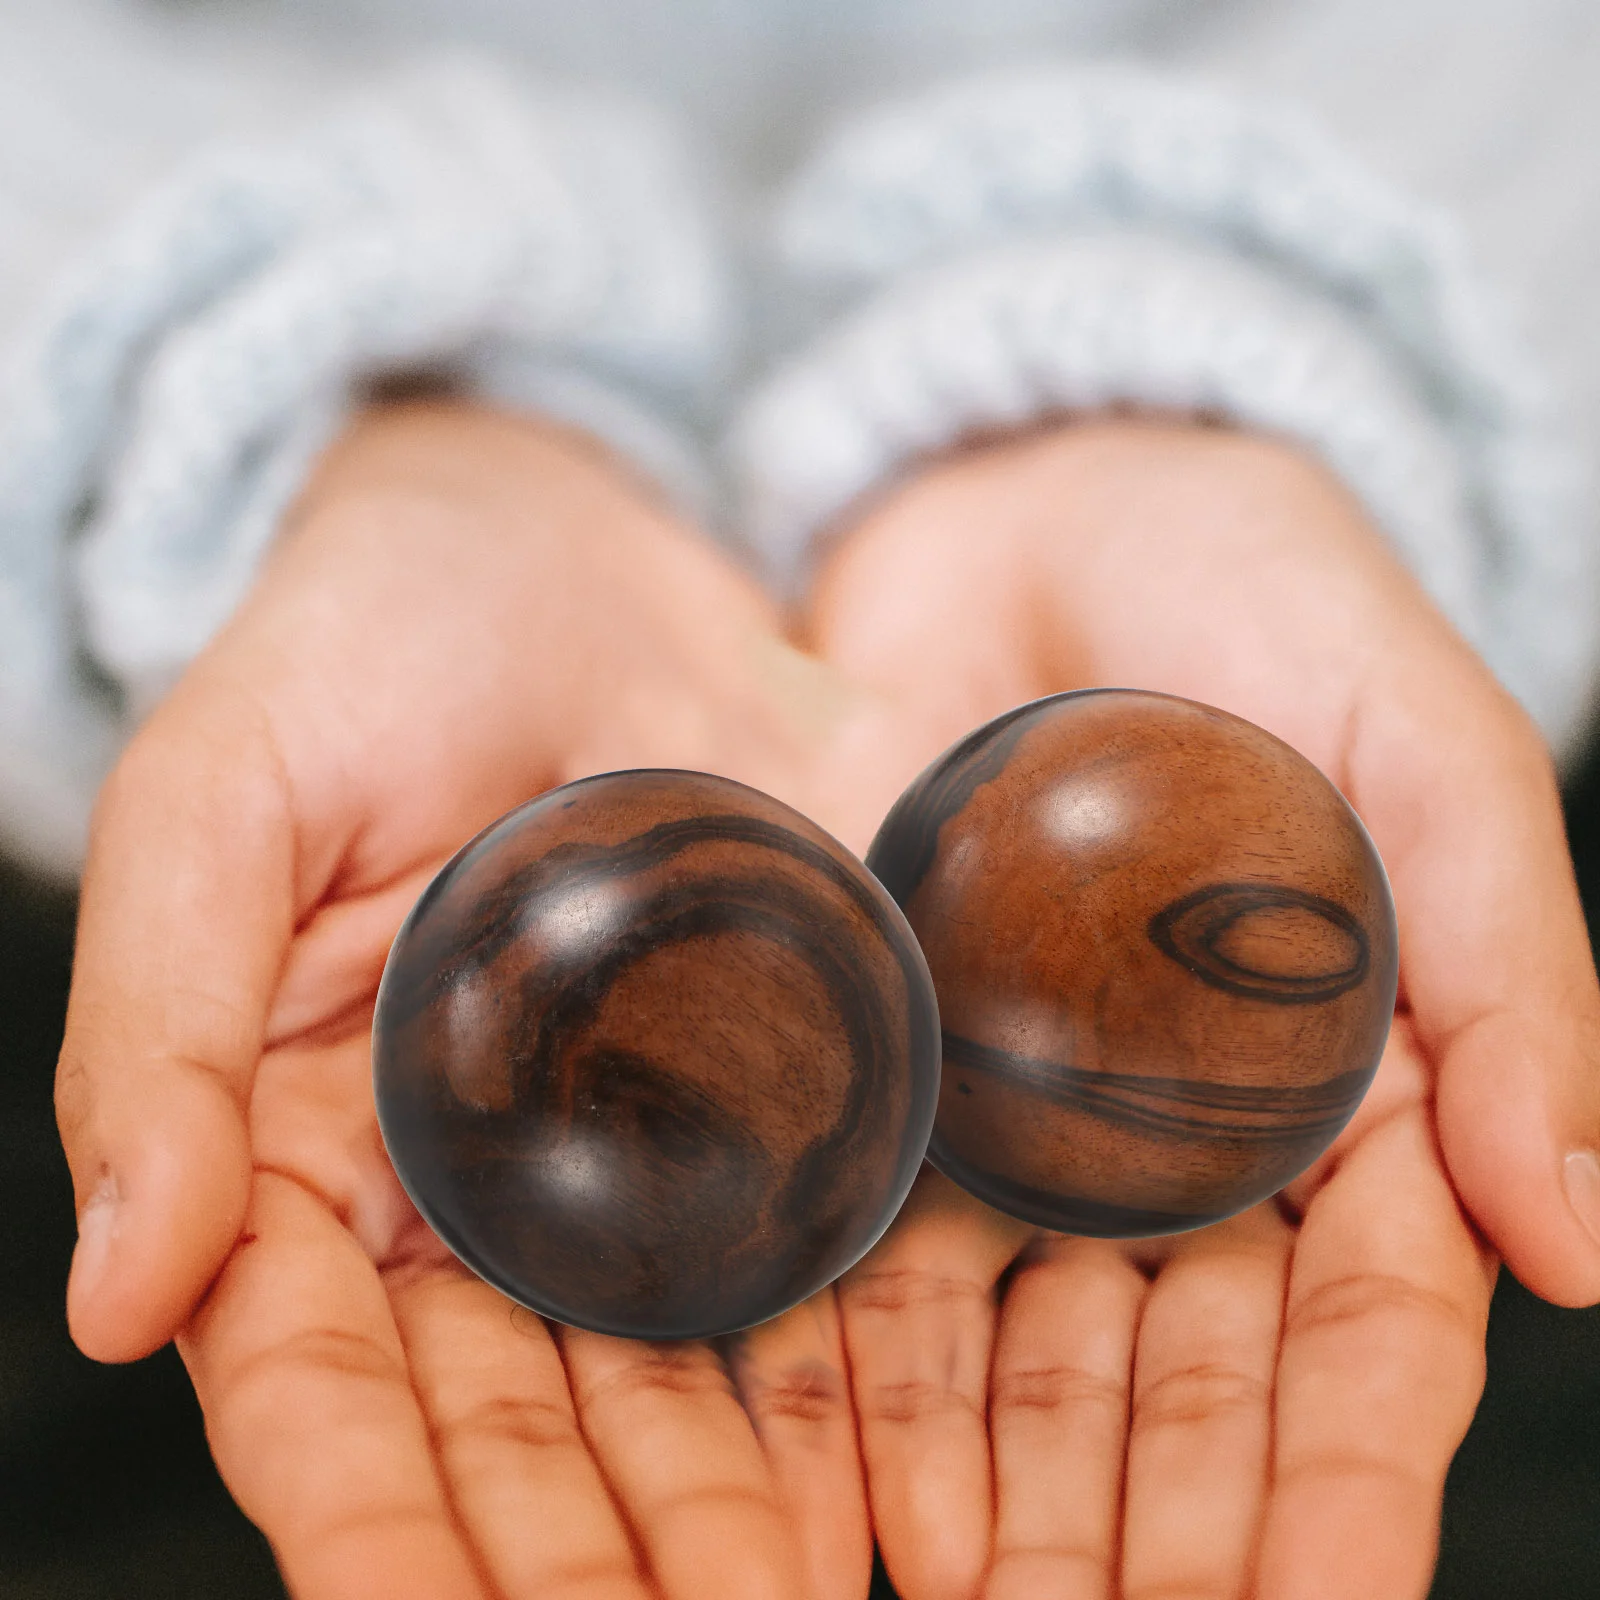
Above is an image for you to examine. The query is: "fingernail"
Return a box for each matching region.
[1562,1150,1600,1252]
[69,1179,122,1307]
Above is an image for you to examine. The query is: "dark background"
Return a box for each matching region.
[5,750,1600,1599]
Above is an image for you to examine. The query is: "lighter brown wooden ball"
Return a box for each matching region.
[866,690,1398,1236]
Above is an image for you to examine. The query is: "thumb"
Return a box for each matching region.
[57,679,295,1361]
[1355,690,1600,1308]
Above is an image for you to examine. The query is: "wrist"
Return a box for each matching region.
[274,396,759,656]
[285,398,670,540]
[808,414,1430,723]
[818,414,1395,592]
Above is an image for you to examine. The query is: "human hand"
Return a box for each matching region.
[54,400,916,1600]
[803,418,1600,1598]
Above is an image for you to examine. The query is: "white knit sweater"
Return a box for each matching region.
[2,0,1597,875]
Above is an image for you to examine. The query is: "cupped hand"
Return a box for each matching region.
[804,417,1600,1598]
[54,401,917,1600]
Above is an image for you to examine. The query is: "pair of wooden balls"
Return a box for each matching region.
[373,691,1397,1340]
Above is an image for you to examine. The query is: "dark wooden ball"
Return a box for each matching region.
[373,770,939,1340]
[866,690,1398,1238]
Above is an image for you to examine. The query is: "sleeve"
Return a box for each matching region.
[0,54,728,877]
[728,65,1598,756]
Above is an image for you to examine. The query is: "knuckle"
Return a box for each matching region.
[990,1361,1126,1419]
[1135,1360,1269,1431]
[257,1325,404,1390]
[1285,1271,1482,1355]
[440,1392,580,1456]
[842,1265,992,1320]
[53,1049,94,1148]
[584,1344,735,1411]
[211,1326,409,1453]
[54,995,249,1159]
[171,1038,252,1102]
[379,1241,466,1296]
[1276,1448,1433,1503]
[740,1358,849,1430]
[861,1377,981,1429]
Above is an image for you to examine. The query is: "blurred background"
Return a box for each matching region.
[5,760,1600,1597]
[4,1,1600,1594]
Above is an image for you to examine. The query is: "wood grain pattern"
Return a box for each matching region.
[867,690,1398,1237]
[373,770,939,1339]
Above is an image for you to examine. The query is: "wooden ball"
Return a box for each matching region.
[373,770,939,1339]
[866,691,1398,1237]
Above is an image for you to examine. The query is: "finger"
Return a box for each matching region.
[560,1327,808,1600]
[838,1170,1031,1600]
[984,1238,1145,1600]
[1347,678,1600,1305]
[56,682,295,1361]
[727,1290,873,1600]
[1120,1207,1292,1600]
[390,1264,650,1600]
[1255,1098,1497,1599]
[177,1170,488,1600]
[267,862,440,1047]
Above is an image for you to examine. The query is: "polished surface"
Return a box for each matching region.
[867,690,1398,1237]
[374,770,939,1339]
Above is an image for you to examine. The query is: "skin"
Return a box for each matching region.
[811,419,1600,1599]
[55,402,1600,1599]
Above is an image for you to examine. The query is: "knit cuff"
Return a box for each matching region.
[730,67,1596,753]
[0,56,727,874]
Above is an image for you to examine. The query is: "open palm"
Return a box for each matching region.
[56,406,1600,1600]
[807,418,1600,1599]
[56,403,925,1600]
